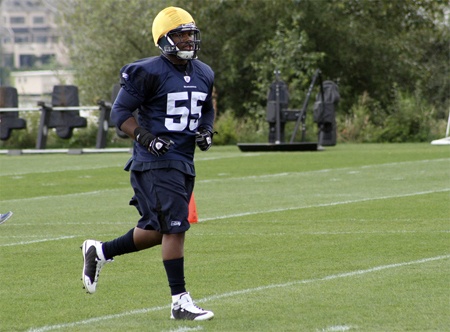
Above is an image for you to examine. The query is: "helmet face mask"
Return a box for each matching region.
[158,23,201,60]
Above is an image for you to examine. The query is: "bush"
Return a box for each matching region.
[379,87,442,142]
[213,109,271,144]
[337,92,384,143]
[337,87,445,143]
[212,110,239,145]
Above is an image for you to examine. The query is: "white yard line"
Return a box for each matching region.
[198,158,450,183]
[1,189,448,231]
[0,164,124,177]
[0,235,75,247]
[1,157,447,178]
[198,188,450,222]
[0,153,254,177]
[1,189,121,203]
[1,158,448,205]
[2,189,448,230]
[27,254,450,332]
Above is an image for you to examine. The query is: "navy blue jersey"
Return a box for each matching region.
[111,55,215,166]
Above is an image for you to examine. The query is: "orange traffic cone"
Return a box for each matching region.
[188,193,198,223]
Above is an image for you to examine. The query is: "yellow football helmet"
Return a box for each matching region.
[152,6,201,60]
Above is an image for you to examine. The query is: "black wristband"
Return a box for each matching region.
[134,127,155,147]
[134,126,147,139]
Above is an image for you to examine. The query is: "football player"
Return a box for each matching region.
[81,6,215,321]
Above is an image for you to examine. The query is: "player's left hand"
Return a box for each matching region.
[196,129,213,151]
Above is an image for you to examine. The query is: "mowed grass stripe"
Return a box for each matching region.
[1,158,448,202]
[1,144,448,331]
[27,254,449,332]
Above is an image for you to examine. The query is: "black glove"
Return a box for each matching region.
[134,127,173,156]
[195,128,213,151]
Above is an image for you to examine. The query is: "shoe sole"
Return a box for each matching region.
[170,311,214,321]
[194,312,214,321]
[170,314,214,321]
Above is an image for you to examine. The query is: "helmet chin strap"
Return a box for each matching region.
[177,50,195,60]
[160,39,196,61]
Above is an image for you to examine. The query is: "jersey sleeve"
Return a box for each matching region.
[112,60,159,129]
[119,62,156,102]
[198,95,215,132]
[198,63,216,132]
[110,88,141,129]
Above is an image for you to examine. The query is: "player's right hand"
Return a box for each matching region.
[134,127,173,156]
[148,136,174,156]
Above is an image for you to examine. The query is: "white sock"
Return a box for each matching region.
[172,294,181,303]
[172,292,188,303]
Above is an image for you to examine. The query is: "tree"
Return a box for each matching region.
[58,0,162,103]
[298,0,449,113]
[58,0,449,131]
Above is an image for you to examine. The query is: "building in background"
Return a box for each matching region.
[11,69,73,95]
[0,0,71,93]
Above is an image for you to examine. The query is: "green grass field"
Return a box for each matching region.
[0,143,449,332]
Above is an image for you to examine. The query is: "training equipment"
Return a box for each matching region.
[171,292,214,320]
[152,7,201,60]
[313,80,340,146]
[0,87,26,140]
[0,211,13,224]
[81,240,112,294]
[195,128,213,151]
[188,194,198,223]
[238,69,330,152]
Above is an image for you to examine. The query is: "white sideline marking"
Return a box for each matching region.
[27,255,450,332]
[0,235,75,247]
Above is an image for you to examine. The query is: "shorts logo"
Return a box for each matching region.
[171,221,182,227]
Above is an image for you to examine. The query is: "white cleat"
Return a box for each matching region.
[171,292,214,321]
[81,240,112,294]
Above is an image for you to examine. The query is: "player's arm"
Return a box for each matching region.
[198,98,215,132]
[111,87,141,135]
[119,116,139,138]
[111,63,150,139]
[112,88,173,156]
[196,97,216,151]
